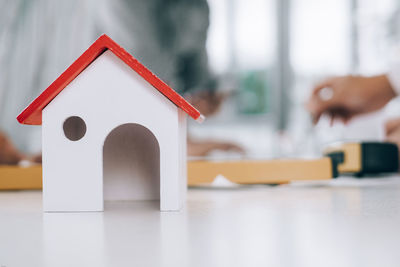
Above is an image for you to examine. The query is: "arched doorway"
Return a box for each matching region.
[103,123,160,202]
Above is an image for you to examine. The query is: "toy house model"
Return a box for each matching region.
[17,34,204,212]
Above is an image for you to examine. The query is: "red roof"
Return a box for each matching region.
[17,34,204,125]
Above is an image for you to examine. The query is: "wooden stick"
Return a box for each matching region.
[0,158,334,189]
[0,165,42,190]
[188,158,334,186]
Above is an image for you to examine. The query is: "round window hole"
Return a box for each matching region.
[63,116,86,141]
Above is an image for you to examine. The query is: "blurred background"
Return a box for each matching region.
[2,0,400,159]
[194,0,400,158]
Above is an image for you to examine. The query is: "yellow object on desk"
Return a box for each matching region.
[0,158,334,190]
[0,165,42,190]
[324,142,362,173]
[187,158,334,185]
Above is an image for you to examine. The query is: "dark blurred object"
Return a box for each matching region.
[324,142,399,176]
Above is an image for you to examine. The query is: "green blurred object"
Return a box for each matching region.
[237,70,269,114]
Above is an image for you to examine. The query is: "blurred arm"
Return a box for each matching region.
[387,62,400,95]
[307,75,396,124]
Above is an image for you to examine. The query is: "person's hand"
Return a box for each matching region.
[385,118,400,148]
[188,139,245,157]
[31,153,42,164]
[307,75,396,124]
[187,91,228,117]
[0,131,24,165]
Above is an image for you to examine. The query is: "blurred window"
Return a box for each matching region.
[204,0,400,156]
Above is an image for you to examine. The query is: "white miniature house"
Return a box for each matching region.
[17,34,204,212]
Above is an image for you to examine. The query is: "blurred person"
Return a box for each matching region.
[0,0,96,160]
[0,0,243,165]
[97,0,244,156]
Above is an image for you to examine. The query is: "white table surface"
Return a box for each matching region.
[2,176,400,267]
